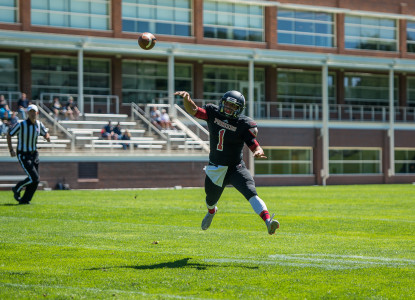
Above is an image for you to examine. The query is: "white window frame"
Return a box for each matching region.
[0,0,18,24]
[329,147,382,175]
[121,0,192,36]
[344,15,398,52]
[203,0,264,42]
[395,148,415,174]
[254,147,314,176]
[277,9,336,48]
[31,0,110,30]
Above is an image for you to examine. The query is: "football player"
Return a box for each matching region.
[174,90,280,235]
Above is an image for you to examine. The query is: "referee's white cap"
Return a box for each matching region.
[28,104,38,112]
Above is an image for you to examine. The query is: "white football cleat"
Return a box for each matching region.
[201,207,217,230]
[266,213,280,235]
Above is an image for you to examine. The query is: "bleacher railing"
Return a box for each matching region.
[37,101,75,151]
[131,102,171,151]
[253,101,415,122]
[40,93,120,114]
[174,104,210,152]
[181,98,414,123]
[174,98,409,122]
[135,102,209,152]
[0,91,22,108]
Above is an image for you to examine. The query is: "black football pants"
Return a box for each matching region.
[16,151,40,203]
[205,161,257,206]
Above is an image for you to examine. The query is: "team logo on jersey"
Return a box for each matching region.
[214,118,237,132]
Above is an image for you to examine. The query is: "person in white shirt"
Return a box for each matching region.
[160,109,172,129]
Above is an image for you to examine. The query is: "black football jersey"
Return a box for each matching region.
[200,104,258,166]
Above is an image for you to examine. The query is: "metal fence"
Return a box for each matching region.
[40,93,120,114]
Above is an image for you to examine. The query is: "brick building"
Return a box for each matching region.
[0,0,414,188]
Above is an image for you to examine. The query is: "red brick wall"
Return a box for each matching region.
[0,160,206,190]
[2,126,414,189]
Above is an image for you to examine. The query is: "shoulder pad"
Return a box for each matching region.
[240,116,257,128]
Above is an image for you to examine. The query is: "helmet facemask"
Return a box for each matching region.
[219,97,245,118]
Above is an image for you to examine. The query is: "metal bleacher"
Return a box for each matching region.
[59,112,168,152]
[0,100,210,156]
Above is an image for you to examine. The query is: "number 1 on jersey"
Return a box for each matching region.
[217,129,225,151]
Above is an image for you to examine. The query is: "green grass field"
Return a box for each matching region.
[0,185,414,299]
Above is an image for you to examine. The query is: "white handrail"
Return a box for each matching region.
[131,102,171,151]
[174,104,209,152]
[251,101,415,122]
[174,104,209,136]
[36,101,75,151]
[40,93,119,114]
[0,91,21,108]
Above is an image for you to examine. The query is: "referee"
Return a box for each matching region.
[7,104,50,204]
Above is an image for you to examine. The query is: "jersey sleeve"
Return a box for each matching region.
[195,104,215,120]
[8,122,21,136]
[241,118,260,152]
[194,107,208,120]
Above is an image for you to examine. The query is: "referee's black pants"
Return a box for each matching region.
[16,151,40,203]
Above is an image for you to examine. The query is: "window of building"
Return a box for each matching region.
[78,162,98,179]
[0,0,17,23]
[31,56,110,100]
[344,72,398,106]
[329,148,381,174]
[0,54,19,93]
[407,77,415,108]
[344,15,397,51]
[122,60,192,103]
[203,0,264,42]
[277,9,334,47]
[395,149,415,174]
[83,59,111,95]
[31,0,110,30]
[122,0,192,36]
[255,148,313,175]
[407,22,415,53]
[277,69,336,104]
[203,65,265,101]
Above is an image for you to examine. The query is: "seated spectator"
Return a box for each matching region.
[8,111,19,128]
[113,122,122,140]
[101,120,117,140]
[150,106,162,128]
[51,97,64,120]
[0,119,7,137]
[17,92,30,120]
[119,129,132,150]
[0,95,12,120]
[160,109,173,129]
[64,97,80,120]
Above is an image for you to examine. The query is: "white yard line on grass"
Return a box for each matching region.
[289,253,415,263]
[205,253,415,270]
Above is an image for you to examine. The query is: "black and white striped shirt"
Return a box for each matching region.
[8,119,48,152]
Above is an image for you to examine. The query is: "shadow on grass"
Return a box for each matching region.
[0,203,20,206]
[86,258,258,271]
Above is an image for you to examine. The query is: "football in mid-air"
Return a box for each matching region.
[138,32,157,50]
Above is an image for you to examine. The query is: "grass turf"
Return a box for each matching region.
[0,185,414,299]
